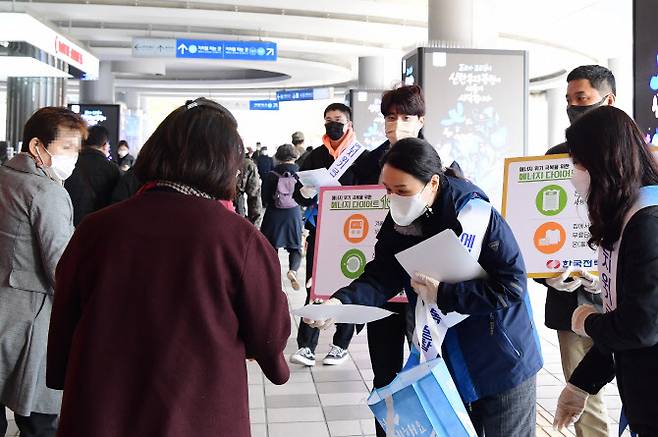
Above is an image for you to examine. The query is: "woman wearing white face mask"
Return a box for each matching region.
[308,138,543,437]
[0,107,85,437]
[553,107,658,436]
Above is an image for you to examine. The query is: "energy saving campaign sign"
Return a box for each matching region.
[502,154,596,278]
[312,186,407,302]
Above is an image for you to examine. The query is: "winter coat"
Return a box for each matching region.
[234,157,263,228]
[292,145,369,236]
[332,175,543,402]
[260,163,302,249]
[64,147,121,226]
[569,205,658,429]
[0,153,73,415]
[47,188,290,437]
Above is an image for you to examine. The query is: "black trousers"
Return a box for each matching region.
[367,302,409,437]
[0,405,57,437]
[296,232,355,352]
[632,423,658,436]
[284,247,302,272]
[266,238,302,273]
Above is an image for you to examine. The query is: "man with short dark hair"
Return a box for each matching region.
[291,131,310,166]
[255,146,274,180]
[65,125,121,226]
[289,103,366,367]
[542,65,615,436]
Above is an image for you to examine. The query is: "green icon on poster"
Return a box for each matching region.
[536,185,567,216]
[340,249,367,279]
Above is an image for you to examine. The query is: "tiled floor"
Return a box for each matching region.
[3,251,628,437]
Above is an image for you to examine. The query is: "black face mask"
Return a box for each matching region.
[567,95,609,124]
[325,121,345,141]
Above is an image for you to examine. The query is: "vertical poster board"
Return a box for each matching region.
[502,154,596,278]
[68,104,121,162]
[402,47,528,208]
[633,0,658,145]
[312,185,407,302]
[349,89,387,150]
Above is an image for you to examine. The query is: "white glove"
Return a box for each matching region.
[553,383,589,430]
[571,304,598,337]
[575,268,601,294]
[303,298,341,330]
[411,272,440,303]
[300,186,318,199]
[545,267,583,292]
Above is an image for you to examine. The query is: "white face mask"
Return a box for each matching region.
[42,146,77,181]
[570,167,591,199]
[386,119,421,145]
[388,185,429,226]
[118,149,128,158]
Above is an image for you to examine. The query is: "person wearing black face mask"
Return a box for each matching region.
[538,64,616,437]
[289,103,368,368]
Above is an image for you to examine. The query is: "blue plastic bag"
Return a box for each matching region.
[367,349,476,437]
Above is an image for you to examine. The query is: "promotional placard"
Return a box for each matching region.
[502,154,596,278]
[312,186,407,302]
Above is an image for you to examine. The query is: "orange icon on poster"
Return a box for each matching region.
[533,222,566,254]
[343,214,369,244]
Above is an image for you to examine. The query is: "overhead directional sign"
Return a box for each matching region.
[276,87,333,102]
[249,100,280,111]
[175,39,277,61]
[133,38,177,57]
[277,89,314,101]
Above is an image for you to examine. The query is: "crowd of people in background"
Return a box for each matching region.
[1,64,657,437]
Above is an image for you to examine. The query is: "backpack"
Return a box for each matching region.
[271,171,298,209]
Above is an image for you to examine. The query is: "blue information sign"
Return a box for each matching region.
[249,100,280,111]
[276,89,314,101]
[176,39,277,61]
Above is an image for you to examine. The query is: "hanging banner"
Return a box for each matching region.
[501,154,597,278]
[312,185,407,303]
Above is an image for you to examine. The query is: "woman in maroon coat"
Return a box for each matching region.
[47,98,291,437]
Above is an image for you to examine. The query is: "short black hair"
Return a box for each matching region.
[84,125,109,148]
[134,97,244,200]
[567,65,616,96]
[117,140,129,148]
[324,103,352,121]
[381,85,425,117]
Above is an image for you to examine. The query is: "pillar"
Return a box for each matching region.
[427,0,497,48]
[608,57,633,116]
[79,61,115,104]
[547,87,568,146]
[358,56,400,90]
[6,77,66,149]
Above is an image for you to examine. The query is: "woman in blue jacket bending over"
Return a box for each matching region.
[307,138,543,437]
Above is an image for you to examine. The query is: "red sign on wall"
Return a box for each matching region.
[55,36,83,65]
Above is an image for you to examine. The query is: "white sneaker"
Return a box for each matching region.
[287,270,300,290]
[289,347,315,366]
[323,345,349,365]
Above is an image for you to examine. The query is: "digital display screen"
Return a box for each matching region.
[402,47,528,208]
[349,90,387,150]
[633,0,658,145]
[68,104,121,161]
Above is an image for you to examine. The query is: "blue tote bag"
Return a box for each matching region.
[367,348,476,437]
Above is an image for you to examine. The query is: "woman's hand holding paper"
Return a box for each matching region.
[303,298,342,330]
[411,272,441,303]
